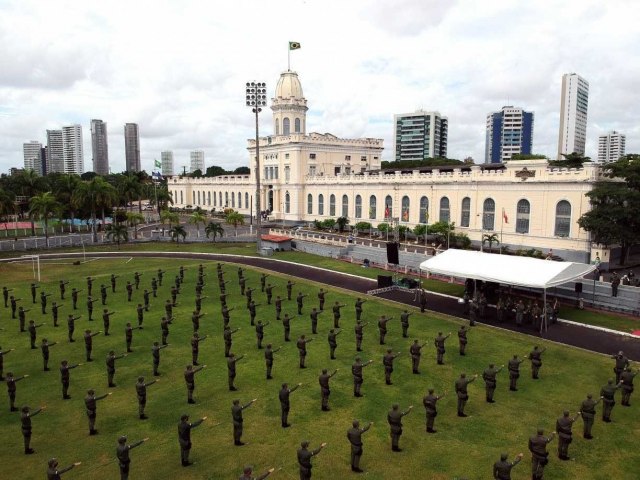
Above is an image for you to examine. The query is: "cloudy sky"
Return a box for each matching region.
[1,0,638,174]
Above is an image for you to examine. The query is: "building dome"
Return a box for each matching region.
[274,71,304,99]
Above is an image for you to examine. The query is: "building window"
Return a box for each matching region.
[355,195,362,218]
[384,195,393,219]
[197,191,200,205]
[342,194,348,217]
[330,194,336,216]
[245,193,249,209]
[219,192,222,206]
[483,198,495,231]
[294,118,301,133]
[361,156,367,161]
[554,200,571,237]
[283,117,290,135]
[192,192,195,204]
[274,167,279,179]
[285,166,290,182]
[285,153,289,159]
[369,195,377,219]
[213,191,217,207]
[419,196,429,224]
[275,119,279,136]
[231,192,235,208]
[318,194,324,215]
[309,153,316,159]
[180,191,183,204]
[460,197,470,227]
[285,192,291,214]
[225,192,229,207]
[309,165,316,176]
[401,195,410,222]
[345,155,351,161]
[238,192,242,209]
[516,199,530,234]
[207,192,211,206]
[439,197,450,223]
[307,193,312,214]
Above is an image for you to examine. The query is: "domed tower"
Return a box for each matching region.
[271,71,308,136]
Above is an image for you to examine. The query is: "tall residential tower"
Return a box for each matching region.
[393,110,448,161]
[485,106,534,163]
[598,131,626,163]
[90,119,109,175]
[124,123,141,172]
[61,124,84,174]
[23,141,44,175]
[46,129,64,173]
[558,73,589,158]
[161,151,174,176]
[190,150,205,173]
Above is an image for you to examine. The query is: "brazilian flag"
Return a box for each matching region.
[289,41,301,50]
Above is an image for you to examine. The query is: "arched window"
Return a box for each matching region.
[342,195,349,217]
[197,191,200,205]
[245,193,249,210]
[225,192,229,207]
[384,195,393,218]
[285,192,291,214]
[275,119,279,136]
[180,191,183,204]
[294,118,301,133]
[307,193,313,214]
[318,194,324,215]
[483,198,495,231]
[439,197,450,223]
[213,191,217,207]
[192,192,195,204]
[460,197,470,227]
[419,196,429,224]
[283,117,290,136]
[329,194,336,216]
[554,200,571,237]
[369,195,377,219]
[401,195,410,222]
[231,192,235,208]
[207,192,211,206]
[355,195,362,218]
[516,199,530,234]
[219,192,222,206]
[238,192,242,209]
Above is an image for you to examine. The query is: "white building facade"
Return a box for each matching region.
[23,141,43,175]
[62,124,84,175]
[91,119,109,175]
[597,131,626,163]
[558,73,589,158]
[46,129,64,174]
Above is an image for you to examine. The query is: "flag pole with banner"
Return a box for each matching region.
[288,41,301,70]
[500,207,508,254]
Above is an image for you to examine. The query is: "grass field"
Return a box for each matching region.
[0,254,638,480]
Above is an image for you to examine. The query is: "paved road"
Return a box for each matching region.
[9,250,640,361]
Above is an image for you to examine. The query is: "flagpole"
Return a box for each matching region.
[500,208,504,255]
[288,46,290,71]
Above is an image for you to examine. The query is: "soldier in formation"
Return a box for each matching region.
[529,346,546,379]
[434,331,451,365]
[102,309,115,336]
[377,315,393,345]
[492,452,523,480]
[309,308,320,334]
[508,355,525,391]
[279,382,302,427]
[264,343,281,379]
[6,371,29,411]
[319,368,338,411]
[152,341,169,376]
[327,328,341,359]
[116,435,148,480]
[387,404,413,451]
[410,339,427,374]
[297,440,326,480]
[84,389,112,435]
[60,360,81,400]
[67,314,80,342]
[136,376,157,419]
[41,338,57,371]
[191,333,206,366]
[282,314,292,342]
[600,378,622,422]
[232,398,257,446]
[528,429,555,480]
[347,419,372,473]
[100,284,108,305]
[28,320,45,349]
[178,413,207,467]
[227,353,245,391]
[612,351,630,384]
[286,280,295,300]
[224,325,240,357]
[51,301,61,327]
[354,320,368,352]
[383,349,400,385]
[352,357,373,397]
[59,280,69,300]
[239,465,274,480]
[579,393,602,439]
[423,389,445,433]
[332,301,345,328]
[482,364,504,403]
[317,288,326,311]
[255,320,269,349]
[21,404,44,454]
[556,410,580,460]
[455,373,477,417]
[125,322,141,353]
[620,366,637,406]
[47,458,81,480]
[106,350,127,387]
[184,364,206,404]
[297,292,308,315]
[458,326,468,355]
[355,298,366,321]
[0,346,13,380]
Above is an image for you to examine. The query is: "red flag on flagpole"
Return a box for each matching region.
[384,206,390,218]
[502,208,508,224]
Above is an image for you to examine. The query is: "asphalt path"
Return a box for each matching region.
[7,250,639,361]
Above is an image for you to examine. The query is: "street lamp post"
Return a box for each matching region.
[246,81,267,253]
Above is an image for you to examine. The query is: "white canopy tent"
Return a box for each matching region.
[419,250,597,331]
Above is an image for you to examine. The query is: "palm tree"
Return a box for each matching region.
[29,192,60,247]
[205,221,224,242]
[117,173,142,211]
[160,210,179,235]
[154,186,173,213]
[169,225,187,243]
[105,223,129,249]
[52,174,80,232]
[18,169,48,235]
[126,212,145,240]
[188,211,207,238]
[225,211,245,237]
[482,233,500,253]
[336,216,350,233]
[0,188,16,237]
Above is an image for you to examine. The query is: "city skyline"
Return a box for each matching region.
[1,0,638,174]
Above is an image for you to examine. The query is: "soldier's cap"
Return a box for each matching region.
[489,364,494,368]
[355,357,361,362]
[7,372,13,377]
[608,379,614,384]
[42,338,47,342]
[537,428,544,435]
[353,419,359,427]
[118,436,127,444]
[138,376,144,382]
[87,389,95,395]
[392,404,399,409]
[500,453,508,460]
[21,405,29,412]
[233,399,240,404]
[85,330,91,334]
[387,349,392,353]
[460,373,466,378]
[243,465,253,473]
[61,360,68,365]
[48,458,58,467]
[563,410,570,416]
[322,369,327,374]
[301,441,309,448]
[181,414,189,421]
[282,383,287,389]
[587,394,592,399]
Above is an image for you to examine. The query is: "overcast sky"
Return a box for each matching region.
[1,0,638,174]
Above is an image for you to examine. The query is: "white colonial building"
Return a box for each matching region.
[168,70,606,263]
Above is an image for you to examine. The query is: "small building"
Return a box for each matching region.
[261,234,292,251]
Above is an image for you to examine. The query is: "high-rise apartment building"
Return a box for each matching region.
[46,129,64,174]
[161,151,174,176]
[190,150,205,173]
[91,119,109,175]
[62,124,84,174]
[23,141,43,175]
[598,131,626,163]
[124,123,141,172]
[393,110,448,161]
[485,106,534,163]
[558,73,589,158]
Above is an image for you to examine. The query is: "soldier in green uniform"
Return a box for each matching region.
[282,313,292,342]
[260,273,269,292]
[278,382,302,427]
[2,286,11,307]
[423,389,445,433]
[136,304,144,328]
[11,294,22,318]
[455,373,478,417]
[347,419,372,472]
[152,341,169,376]
[111,274,119,293]
[191,333,206,366]
[264,343,281,379]
[227,353,244,391]
[134,271,143,289]
[319,368,338,411]
[179,265,185,283]
[6,371,28,411]
[286,280,295,300]
[84,329,101,361]
[332,302,346,328]
[387,404,413,451]
[274,295,283,320]
[221,305,234,327]
[194,294,207,314]
[508,355,525,391]
[482,364,504,403]
[354,320,368,352]
[51,301,61,327]
[611,351,630,384]
[255,320,269,349]
[620,366,637,406]
[126,281,133,302]
[143,289,150,311]
[86,295,97,321]
[297,440,326,480]
[327,329,341,359]
[102,309,115,336]
[178,413,207,466]
[579,393,602,439]
[246,287,256,309]
[317,288,326,311]
[232,398,257,445]
[352,357,373,397]
[21,404,44,454]
[248,300,260,326]
[164,300,173,320]
[219,292,228,308]
[125,322,142,352]
[458,326,468,355]
[60,360,81,399]
[59,280,69,300]
[157,268,165,286]
[434,331,451,365]
[150,277,158,297]
[398,310,411,338]
[556,410,580,460]
[224,325,240,357]
[377,315,394,345]
[237,266,245,282]
[41,338,57,371]
[86,276,94,296]
[116,435,148,480]
[18,305,30,332]
[265,284,275,304]
[47,458,81,480]
[184,364,206,404]
[239,465,274,480]
[0,346,14,381]
[297,292,308,316]
[30,283,39,304]
[100,284,108,305]
[67,314,80,342]
[410,339,427,374]
[161,316,172,345]
[239,276,247,296]
[383,349,400,385]
[27,320,44,349]
[136,376,157,419]
[528,429,555,480]
[492,452,523,480]
[529,346,546,379]
[85,389,112,435]
[600,378,622,422]
[355,298,366,322]
[310,307,320,334]
[106,350,127,387]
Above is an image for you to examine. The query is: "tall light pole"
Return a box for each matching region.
[246,81,267,253]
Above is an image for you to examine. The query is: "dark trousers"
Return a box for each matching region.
[257,335,263,349]
[180,443,191,464]
[486,385,496,402]
[402,325,408,338]
[281,406,289,427]
[457,397,467,415]
[350,445,362,469]
[621,389,632,406]
[298,304,303,315]
[602,402,614,421]
[299,353,306,368]
[426,414,436,431]
[356,310,362,321]
[233,422,243,443]
[23,432,31,452]
[228,374,236,390]
[62,381,70,398]
[531,456,547,480]
[187,385,194,402]
[86,347,92,361]
[225,343,231,357]
[87,413,96,432]
[266,361,273,379]
[120,460,130,480]
[284,327,290,342]
[459,342,466,355]
[329,346,336,359]
[379,331,386,345]
[9,391,16,410]
[390,432,401,450]
[356,336,362,351]
[558,436,571,458]
[354,377,363,396]
[311,321,317,334]
[509,374,518,390]
[108,371,115,386]
[138,398,146,416]
[385,367,393,385]
[321,390,330,409]
[532,364,541,379]
[582,416,594,437]
[411,356,420,373]
[436,350,444,364]
[153,361,160,376]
